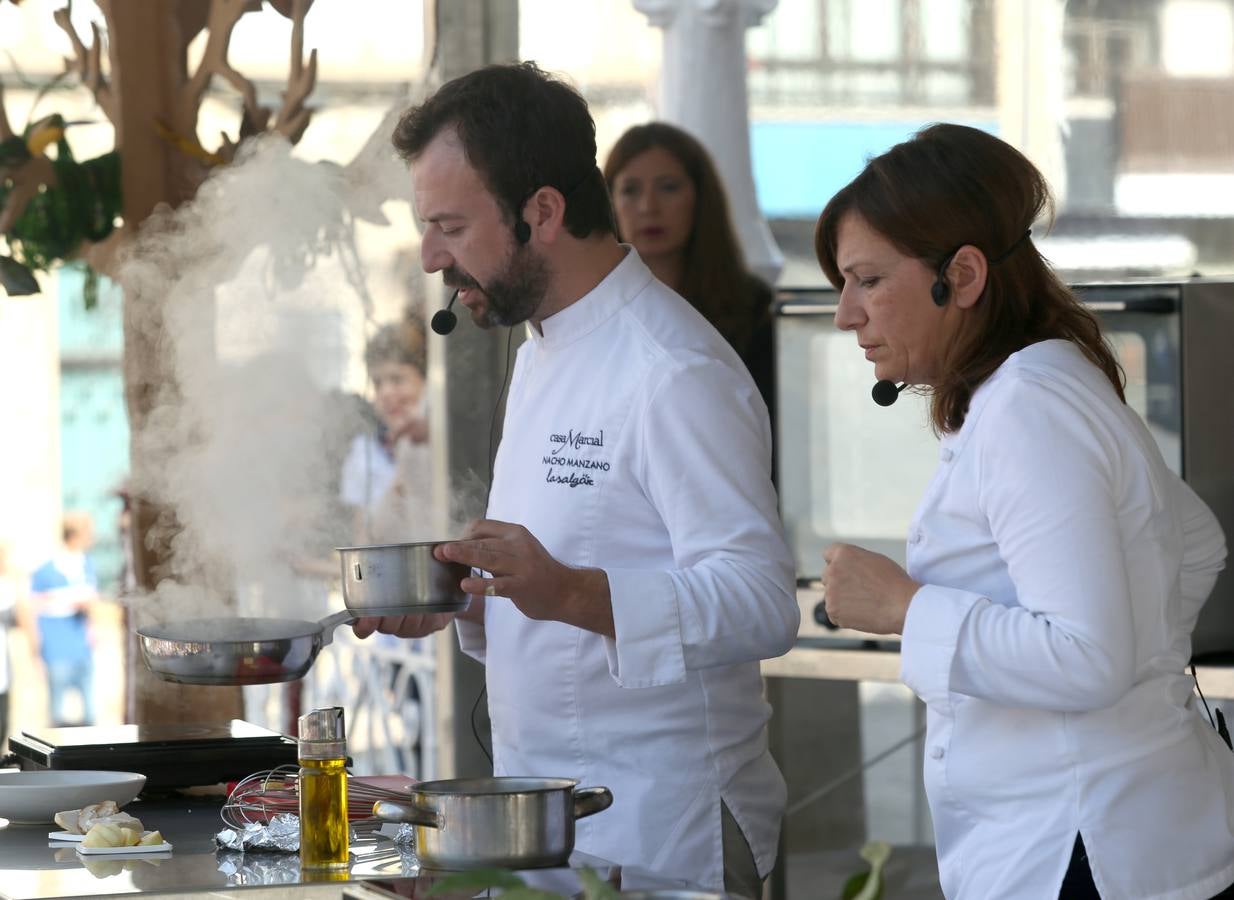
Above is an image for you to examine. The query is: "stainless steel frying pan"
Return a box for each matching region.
[137,610,356,685]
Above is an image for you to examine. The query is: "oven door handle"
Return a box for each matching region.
[1082,297,1177,313]
[774,297,1178,316]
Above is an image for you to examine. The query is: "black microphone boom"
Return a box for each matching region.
[431,289,460,336]
[872,380,908,407]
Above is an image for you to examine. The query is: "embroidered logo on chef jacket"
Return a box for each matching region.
[541,428,610,488]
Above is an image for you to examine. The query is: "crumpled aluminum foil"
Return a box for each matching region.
[214,812,301,852]
[381,822,416,846]
[215,849,302,884]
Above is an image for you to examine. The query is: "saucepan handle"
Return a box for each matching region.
[572,786,613,821]
[316,609,357,648]
[372,799,441,829]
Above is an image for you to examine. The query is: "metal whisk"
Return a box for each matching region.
[222,765,416,830]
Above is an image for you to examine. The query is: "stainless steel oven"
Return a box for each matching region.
[775,278,1234,659]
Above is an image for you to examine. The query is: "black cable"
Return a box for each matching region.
[470,680,493,767]
[1193,663,1217,730]
[469,325,517,768]
[1192,663,1233,751]
[486,326,517,497]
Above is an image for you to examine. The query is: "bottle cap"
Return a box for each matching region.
[299,707,346,760]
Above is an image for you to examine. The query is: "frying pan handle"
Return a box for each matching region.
[317,609,357,648]
[572,786,613,821]
[372,799,441,829]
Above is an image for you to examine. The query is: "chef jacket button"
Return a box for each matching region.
[940,448,954,462]
[909,530,923,545]
[929,746,945,760]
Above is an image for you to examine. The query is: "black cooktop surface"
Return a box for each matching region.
[8,719,297,791]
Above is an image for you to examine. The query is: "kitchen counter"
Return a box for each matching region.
[762,586,1234,697]
[761,639,1234,698]
[0,797,705,899]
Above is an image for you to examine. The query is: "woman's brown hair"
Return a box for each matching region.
[604,122,753,353]
[814,123,1124,434]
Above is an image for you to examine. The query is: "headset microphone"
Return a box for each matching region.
[872,379,908,407]
[430,289,460,336]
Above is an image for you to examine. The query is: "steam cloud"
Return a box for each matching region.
[119,134,417,624]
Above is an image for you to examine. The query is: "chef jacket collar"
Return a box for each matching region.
[532,246,652,350]
[940,340,1074,456]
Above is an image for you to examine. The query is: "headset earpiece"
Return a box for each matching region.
[514,220,531,245]
[931,249,958,307]
[931,276,949,306]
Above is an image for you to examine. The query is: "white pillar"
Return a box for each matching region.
[634,0,783,284]
[996,0,1068,204]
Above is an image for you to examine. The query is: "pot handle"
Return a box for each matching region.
[316,609,358,648]
[572,786,613,821]
[372,799,441,830]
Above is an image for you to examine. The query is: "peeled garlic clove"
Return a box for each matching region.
[82,822,123,848]
[54,810,82,834]
[78,801,120,833]
[96,812,144,833]
[137,830,163,846]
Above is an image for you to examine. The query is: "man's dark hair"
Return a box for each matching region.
[392,61,615,239]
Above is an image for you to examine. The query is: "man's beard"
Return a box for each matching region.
[445,245,550,328]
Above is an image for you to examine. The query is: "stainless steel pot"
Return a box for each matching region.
[137,609,355,685]
[372,776,613,870]
[337,541,470,617]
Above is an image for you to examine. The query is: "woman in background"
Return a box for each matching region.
[814,123,1233,899]
[604,122,775,422]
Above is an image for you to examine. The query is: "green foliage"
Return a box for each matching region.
[0,135,31,168]
[0,140,122,273]
[576,866,622,899]
[841,870,883,900]
[840,841,891,900]
[423,865,623,899]
[424,867,527,895]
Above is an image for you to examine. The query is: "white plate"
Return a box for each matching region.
[76,841,172,855]
[52,828,162,844]
[0,771,146,825]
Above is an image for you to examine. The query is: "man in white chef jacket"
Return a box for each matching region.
[355,62,799,896]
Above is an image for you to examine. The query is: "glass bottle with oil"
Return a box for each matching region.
[298,706,349,871]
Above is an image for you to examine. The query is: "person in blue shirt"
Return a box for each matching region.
[29,511,99,727]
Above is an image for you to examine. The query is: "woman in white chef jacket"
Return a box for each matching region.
[814,123,1234,900]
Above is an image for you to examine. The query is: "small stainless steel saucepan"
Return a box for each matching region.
[137,609,356,685]
[337,541,470,618]
[373,776,613,870]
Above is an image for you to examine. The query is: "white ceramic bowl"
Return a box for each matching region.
[0,771,146,825]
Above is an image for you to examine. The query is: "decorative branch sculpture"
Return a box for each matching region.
[53,2,118,127]
[271,0,317,144]
[0,0,319,295]
[183,0,318,163]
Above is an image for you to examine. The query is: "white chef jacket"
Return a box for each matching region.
[456,248,798,890]
[900,339,1233,900]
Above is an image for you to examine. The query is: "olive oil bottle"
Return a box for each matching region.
[298,706,349,870]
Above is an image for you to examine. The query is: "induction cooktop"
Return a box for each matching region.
[8,719,298,792]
